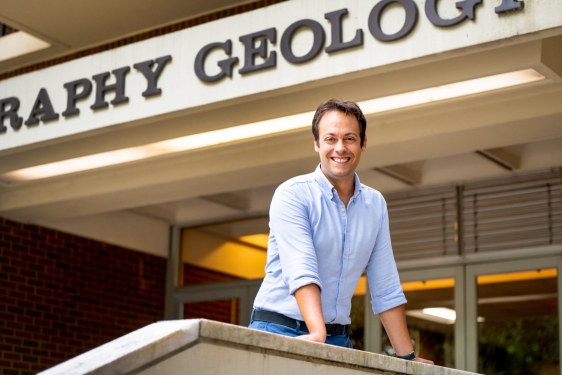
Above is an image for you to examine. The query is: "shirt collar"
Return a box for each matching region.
[313,164,362,200]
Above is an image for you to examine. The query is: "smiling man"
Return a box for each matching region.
[249,99,432,364]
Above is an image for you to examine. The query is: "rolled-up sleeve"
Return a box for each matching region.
[365,200,407,314]
[270,184,322,295]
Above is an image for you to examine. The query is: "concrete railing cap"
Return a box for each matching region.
[39,319,481,375]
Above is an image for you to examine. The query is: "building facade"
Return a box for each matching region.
[1,0,561,374]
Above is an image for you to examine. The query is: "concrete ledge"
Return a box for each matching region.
[39,319,480,375]
[38,320,200,375]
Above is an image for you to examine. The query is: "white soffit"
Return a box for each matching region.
[0,69,545,182]
[0,31,51,62]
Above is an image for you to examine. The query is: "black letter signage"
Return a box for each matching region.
[133,55,172,97]
[195,41,239,83]
[495,0,524,13]
[369,0,418,42]
[90,66,131,110]
[62,79,92,117]
[0,97,22,132]
[281,19,325,64]
[25,89,59,126]
[239,28,277,74]
[0,2,533,138]
[324,9,363,53]
[425,0,482,27]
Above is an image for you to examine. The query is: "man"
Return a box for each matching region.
[249,99,432,364]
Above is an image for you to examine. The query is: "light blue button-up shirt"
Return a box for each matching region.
[253,165,406,325]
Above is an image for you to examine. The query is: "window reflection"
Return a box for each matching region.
[350,276,368,350]
[477,269,559,375]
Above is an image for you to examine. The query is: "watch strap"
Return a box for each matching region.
[395,351,416,361]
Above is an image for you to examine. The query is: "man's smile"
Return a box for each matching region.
[331,157,351,164]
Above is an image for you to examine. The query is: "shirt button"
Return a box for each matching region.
[343,255,347,259]
[340,278,344,282]
[340,208,345,212]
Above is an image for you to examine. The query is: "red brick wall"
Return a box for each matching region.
[183,264,241,286]
[182,265,241,324]
[0,217,166,375]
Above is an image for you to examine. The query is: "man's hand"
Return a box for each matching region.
[294,284,326,343]
[379,305,434,365]
[413,357,434,365]
[294,331,326,343]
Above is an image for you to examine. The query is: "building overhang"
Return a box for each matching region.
[0,0,561,256]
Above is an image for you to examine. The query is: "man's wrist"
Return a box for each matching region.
[394,351,416,361]
[309,329,326,339]
[307,324,327,338]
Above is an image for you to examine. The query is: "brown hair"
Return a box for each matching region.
[312,99,367,147]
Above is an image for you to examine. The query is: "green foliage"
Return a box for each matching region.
[478,316,559,375]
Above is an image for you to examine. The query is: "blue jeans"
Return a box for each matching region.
[249,316,353,349]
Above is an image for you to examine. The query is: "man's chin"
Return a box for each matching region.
[321,162,355,176]
[326,169,353,179]
[327,161,351,169]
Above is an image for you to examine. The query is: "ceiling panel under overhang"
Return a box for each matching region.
[0,0,256,74]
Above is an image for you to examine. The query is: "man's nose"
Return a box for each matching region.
[335,140,346,153]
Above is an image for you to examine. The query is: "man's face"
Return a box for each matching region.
[314,110,367,185]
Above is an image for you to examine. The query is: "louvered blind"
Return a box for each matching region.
[462,169,562,253]
[386,187,458,261]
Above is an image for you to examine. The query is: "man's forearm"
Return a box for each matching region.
[294,284,326,342]
[379,304,414,355]
[379,304,434,364]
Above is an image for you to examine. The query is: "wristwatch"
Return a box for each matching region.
[395,351,416,361]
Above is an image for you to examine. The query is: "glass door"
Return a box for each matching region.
[466,256,561,374]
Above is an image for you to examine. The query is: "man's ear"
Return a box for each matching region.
[361,135,368,152]
[314,139,320,152]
